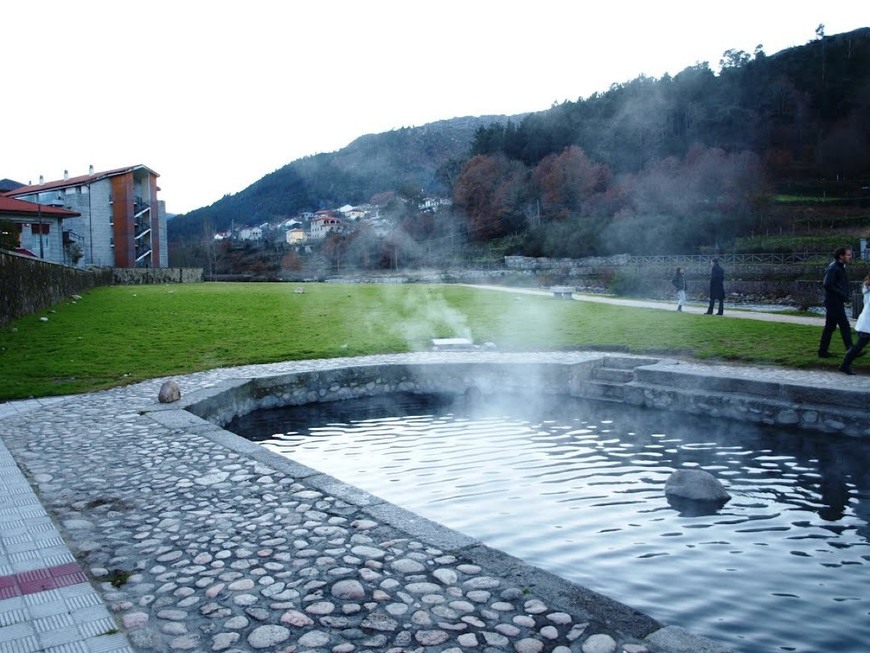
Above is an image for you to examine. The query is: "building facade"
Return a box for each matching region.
[0,196,80,264]
[5,165,167,268]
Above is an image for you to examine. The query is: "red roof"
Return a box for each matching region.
[3,164,159,197]
[0,195,80,218]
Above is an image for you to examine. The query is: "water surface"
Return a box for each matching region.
[228,393,870,653]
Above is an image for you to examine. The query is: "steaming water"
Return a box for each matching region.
[227,394,870,653]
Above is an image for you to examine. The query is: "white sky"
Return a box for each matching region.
[2,1,868,214]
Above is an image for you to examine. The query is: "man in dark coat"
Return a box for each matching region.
[818,246,855,358]
[705,258,725,315]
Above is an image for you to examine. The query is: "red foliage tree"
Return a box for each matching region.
[452,154,529,241]
[531,146,612,220]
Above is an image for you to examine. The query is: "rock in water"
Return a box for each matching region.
[665,468,730,502]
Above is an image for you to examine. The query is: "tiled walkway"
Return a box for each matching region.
[0,429,133,653]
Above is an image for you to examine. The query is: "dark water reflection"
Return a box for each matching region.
[228,393,870,653]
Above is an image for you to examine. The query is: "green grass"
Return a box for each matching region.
[774,194,851,203]
[0,283,836,401]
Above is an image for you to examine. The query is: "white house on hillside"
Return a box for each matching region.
[310,214,343,239]
[238,225,263,241]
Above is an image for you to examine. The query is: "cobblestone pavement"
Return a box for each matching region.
[1,349,868,653]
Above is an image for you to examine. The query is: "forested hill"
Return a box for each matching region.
[169,115,517,241]
[170,27,870,248]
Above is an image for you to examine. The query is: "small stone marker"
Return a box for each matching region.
[158,380,181,403]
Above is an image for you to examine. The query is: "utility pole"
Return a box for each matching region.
[38,204,44,259]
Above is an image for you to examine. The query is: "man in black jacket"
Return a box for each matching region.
[705,258,725,315]
[818,246,855,358]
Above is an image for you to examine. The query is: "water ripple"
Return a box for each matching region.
[228,393,870,653]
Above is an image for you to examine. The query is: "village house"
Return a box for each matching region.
[0,195,80,264]
[419,197,452,212]
[286,228,306,245]
[4,165,167,268]
[237,225,265,241]
[309,212,344,239]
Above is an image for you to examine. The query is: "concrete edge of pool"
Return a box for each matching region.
[140,352,870,652]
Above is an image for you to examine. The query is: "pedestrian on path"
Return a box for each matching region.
[671,267,687,311]
[839,273,870,374]
[818,246,855,358]
[705,258,725,315]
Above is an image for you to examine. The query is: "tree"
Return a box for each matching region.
[452,155,530,241]
[281,250,304,272]
[818,120,870,180]
[530,146,611,220]
[720,49,751,70]
[323,233,347,274]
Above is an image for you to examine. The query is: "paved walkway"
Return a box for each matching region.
[461,284,827,326]
[0,430,134,653]
[0,296,864,653]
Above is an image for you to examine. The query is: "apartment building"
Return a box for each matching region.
[4,164,167,268]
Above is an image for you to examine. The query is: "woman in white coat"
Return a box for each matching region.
[839,273,870,375]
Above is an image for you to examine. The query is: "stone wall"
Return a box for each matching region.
[112,267,203,285]
[0,249,204,326]
[177,358,870,440]
[503,254,850,303]
[0,251,113,327]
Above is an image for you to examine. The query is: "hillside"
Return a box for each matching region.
[169,115,519,242]
[169,27,870,262]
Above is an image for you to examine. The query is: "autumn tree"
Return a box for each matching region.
[530,146,612,220]
[452,154,530,241]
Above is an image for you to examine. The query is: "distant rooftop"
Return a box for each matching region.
[0,179,25,193]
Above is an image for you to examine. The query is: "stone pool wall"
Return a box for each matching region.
[179,356,870,439]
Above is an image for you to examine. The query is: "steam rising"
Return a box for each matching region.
[398,288,472,344]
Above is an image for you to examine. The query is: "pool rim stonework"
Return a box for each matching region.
[140,351,869,652]
[5,351,869,653]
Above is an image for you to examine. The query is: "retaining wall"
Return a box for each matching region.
[0,251,113,327]
[0,249,203,326]
[112,267,203,285]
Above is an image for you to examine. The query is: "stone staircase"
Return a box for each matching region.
[583,356,657,401]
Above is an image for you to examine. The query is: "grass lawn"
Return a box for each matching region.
[0,282,834,401]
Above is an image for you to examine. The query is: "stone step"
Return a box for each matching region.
[592,367,636,383]
[600,355,656,369]
[577,381,626,402]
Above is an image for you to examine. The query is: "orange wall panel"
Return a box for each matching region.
[111,174,134,268]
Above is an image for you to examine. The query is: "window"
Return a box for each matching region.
[31,224,50,235]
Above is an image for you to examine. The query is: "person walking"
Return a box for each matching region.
[839,273,870,374]
[818,246,855,358]
[671,267,687,311]
[705,258,725,315]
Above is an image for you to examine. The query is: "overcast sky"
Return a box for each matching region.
[2,1,867,215]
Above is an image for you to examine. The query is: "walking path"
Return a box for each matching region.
[0,296,865,653]
[461,284,827,326]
